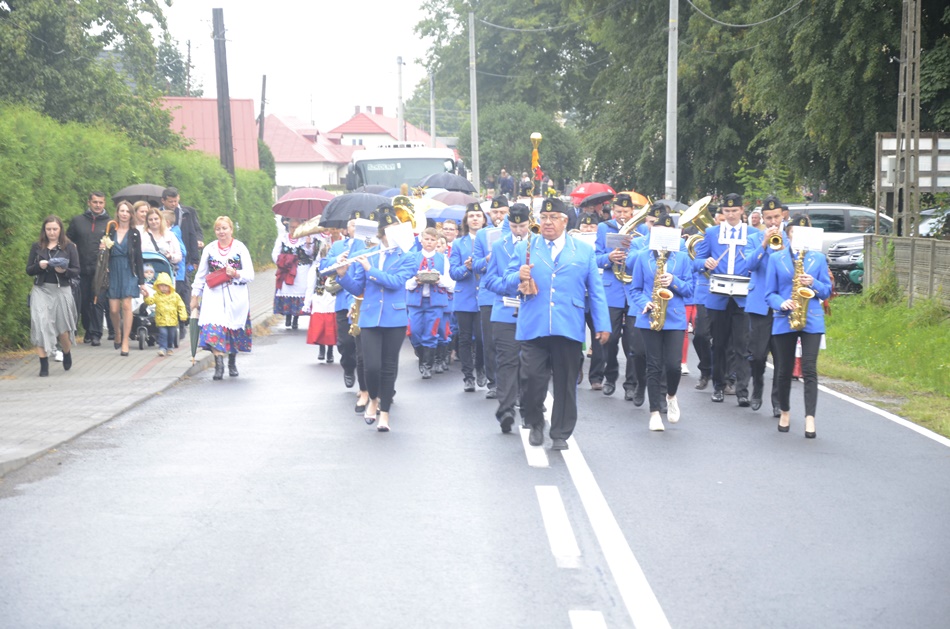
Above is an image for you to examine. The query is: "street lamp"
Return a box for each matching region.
[530,132,542,197]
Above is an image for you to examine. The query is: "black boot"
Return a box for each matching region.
[326,345,334,363]
[421,347,434,379]
[433,345,445,374]
[39,356,49,377]
[291,316,299,330]
[318,345,326,361]
[228,353,239,377]
[213,355,225,380]
[63,351,72,371]
[415,345,424,374]
[285,314,293,328]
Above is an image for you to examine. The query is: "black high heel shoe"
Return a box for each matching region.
[778,413,790,433]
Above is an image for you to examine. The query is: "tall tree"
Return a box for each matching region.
[154,35,203,97]
[0,0,183,148]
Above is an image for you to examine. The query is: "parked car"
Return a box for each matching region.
[786,203,893,252]
[918,208,948,238]
[826,235,865,293]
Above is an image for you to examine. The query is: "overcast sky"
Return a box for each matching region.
[162,1,432,130]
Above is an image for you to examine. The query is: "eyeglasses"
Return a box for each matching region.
[538,214,564,223]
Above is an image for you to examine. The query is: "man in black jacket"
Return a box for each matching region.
[161,187,204,313]
[67,191,113,345]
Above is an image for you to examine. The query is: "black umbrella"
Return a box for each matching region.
[321,193,390,228]
[580,191,616,208]
[112,183,166,206]
[354,185,391,195]
[417,173,477,194]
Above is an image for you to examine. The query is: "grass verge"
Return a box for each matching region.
[823,294,950,438]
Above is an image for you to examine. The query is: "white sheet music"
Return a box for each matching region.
[649,226,682,251]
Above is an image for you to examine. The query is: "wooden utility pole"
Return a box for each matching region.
[212,8,235,181]
[894,0,921,237]
[258,75,267,140]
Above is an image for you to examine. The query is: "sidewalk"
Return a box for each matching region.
[0,268,278,477]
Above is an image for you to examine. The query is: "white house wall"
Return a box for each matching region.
[276,162,345,187]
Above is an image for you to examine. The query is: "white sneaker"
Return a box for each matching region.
[681,363,690,375]
[649,412,665,431]
[667,396,680,423]
[54,350,63,362]
[157,349,166,357]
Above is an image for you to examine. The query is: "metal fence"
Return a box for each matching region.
[865,235,950,308]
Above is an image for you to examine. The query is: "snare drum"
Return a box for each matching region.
[709,273,750,297]
[416,271,441,285]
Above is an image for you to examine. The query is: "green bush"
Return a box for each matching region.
[0,103,276,349]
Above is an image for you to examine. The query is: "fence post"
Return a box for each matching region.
[908,237,916,307]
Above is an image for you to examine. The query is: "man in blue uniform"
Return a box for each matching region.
[504,197,611,450]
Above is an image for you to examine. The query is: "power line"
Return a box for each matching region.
[689,13,812,55]
[685,0,805,28]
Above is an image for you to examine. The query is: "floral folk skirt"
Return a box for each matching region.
[274,295,306,316]
[199,317,253,354]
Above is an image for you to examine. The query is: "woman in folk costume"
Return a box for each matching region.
[405,227,452,379]
[335,204,415,432]
[765,215,832,439]
[272,216,316,330]
[190,216,255,380]
[303,230,338,363]
[626,214,694,432]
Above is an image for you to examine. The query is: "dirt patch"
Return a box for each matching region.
[821,377,908,410]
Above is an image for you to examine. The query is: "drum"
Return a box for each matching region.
[417,271,441,285]
[709,273,750,296]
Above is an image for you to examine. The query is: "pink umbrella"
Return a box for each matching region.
[432,191,478,206]
[570,182,616,205]
[272,188,336,220]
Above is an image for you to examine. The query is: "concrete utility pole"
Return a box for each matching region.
[894,0,922,237]
[258,75,266,141]
[468,12,480,193]
[664,0,678,201]
[397,57,405,142]
[429,72,436,148]
[212,8,235,181]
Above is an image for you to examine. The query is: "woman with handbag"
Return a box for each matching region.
[141,206,182,266]
[190,216,255,380]
[26,215,81,376]
[104,201,147,355]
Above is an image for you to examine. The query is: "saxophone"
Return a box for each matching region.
[788,249,816,331]
[348,296,363,336]
[649,249,674,331]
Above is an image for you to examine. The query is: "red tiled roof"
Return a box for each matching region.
[328,112,446,148]
[162,97,260,170]
[262,115,356,165]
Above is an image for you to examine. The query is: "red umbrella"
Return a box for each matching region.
[272,188,336,220]
[432,191,479,206]
[570,182,616,205]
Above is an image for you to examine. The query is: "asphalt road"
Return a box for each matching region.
[1,322,949,628]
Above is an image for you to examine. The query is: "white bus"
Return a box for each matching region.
[344,143,462,191]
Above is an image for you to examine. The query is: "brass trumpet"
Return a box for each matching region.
[768,232,784,250]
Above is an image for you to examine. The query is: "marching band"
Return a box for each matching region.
[289,189,831,443]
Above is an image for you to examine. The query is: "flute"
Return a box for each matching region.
[319,246,395,276]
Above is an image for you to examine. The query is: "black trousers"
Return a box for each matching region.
[491,321,520,420]
[627,327,647,392]
[641,329,685,412]
[603,306,637,388]
[585,311,606,384]
[456,310,483,380]
[353,328,367,392]
[748,311,780,407]
[520,336,581,440]
[692,304,712,377]
[176,279,192,317]
[360,326,405,412]
[335,309,358,378]
[78,273,108,339]
[710,299,751,395]
[479,305,497,387]
[773,331,821,416]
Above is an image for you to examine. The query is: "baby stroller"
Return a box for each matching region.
[132,251,179,350]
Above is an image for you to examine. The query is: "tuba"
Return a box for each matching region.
[649,249,674,331]
[392,195,418,231]
[679,195,715,259]
[788,249,815,331]
[612,205,649,283]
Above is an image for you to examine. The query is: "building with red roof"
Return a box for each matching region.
[261,114,360,190]
[329,106,448,150]
[162,97,260,170]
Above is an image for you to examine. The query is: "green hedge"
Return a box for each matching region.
[0,103,276,349]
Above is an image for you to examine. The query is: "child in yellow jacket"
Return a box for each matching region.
[145,272,188,356]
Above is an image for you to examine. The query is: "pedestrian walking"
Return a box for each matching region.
[66,191,113,345]
[143,272,188,356]
[104,201,147,356]
[190,216,255,380]
[27,215,80,376]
